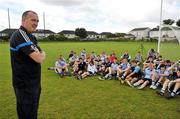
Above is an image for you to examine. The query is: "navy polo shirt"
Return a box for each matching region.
[10,26,41,89]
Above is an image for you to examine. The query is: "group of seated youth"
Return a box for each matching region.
[48,48,180,99]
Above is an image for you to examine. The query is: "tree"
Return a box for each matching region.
[116,33,126,37]
[75,28,88,39]
[55,34,67,41]
[176,19,180,27]
[163,19,175,25]
[47,34,55,41]
[106,33,116,38]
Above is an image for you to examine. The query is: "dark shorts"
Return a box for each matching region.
[131,73,141,79]
[88,71,94,75]
[142,78,152,84]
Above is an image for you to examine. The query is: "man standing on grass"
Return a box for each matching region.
[10,10,45,119]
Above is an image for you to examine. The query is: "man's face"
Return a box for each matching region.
[22,12,39,33]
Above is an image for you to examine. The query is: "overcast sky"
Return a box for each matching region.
[0,0,179,33]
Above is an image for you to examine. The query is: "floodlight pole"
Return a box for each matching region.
[43,12,46,37]
[157,0,163,53]
[43,12,45,30]
[8,8,11,29]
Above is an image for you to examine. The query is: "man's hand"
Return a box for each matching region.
[29,51,46,64]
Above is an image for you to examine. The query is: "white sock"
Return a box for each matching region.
[156,82,160,87]
[151,81,155,86]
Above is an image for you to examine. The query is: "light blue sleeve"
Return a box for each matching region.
[134,66,140,73]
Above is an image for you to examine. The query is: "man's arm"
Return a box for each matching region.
[29,51,46,64]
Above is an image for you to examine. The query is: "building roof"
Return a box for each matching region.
[125,34,135,37]
[150,28,159,31]
[100,32,112,35]
[0,28,17,34]
[0,28,55,34]
[130,27,150,31]
[150,26,180,31]
[34,29,55,34]
[87,31,99,35]
[58,30,75,34]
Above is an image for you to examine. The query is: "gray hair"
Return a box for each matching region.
[22,10,37,21]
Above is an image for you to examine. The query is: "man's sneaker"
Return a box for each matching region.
[156,91,164,96]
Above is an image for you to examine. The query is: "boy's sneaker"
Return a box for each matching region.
[59,72,64,78]
[98,76,105,81]
[108,75,112,80]
[166,92,176,99]
[138,86,143,90]
[152,85,157,89]
[120,79,125,84]
[133,82,139,87]
[77,75,82,80]
[126,80,133,87]
[150,85,154,89]
[121,76,125,80]
[76,75,81,80]
[156,91,164,96]
[176,91,180,95]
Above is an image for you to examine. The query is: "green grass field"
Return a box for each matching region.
[0,41,180,119]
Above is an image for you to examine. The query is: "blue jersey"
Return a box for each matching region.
[133,66,141,73]
[131,66,141,76]
[119,63,130,70]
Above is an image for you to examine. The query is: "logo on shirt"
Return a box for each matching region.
[31,45,39,52]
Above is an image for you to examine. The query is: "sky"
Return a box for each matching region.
[0,0,179,33]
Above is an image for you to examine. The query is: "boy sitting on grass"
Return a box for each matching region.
[116,58,130,80]
[100,57,119,80]
[121,60,142,86]
[48,55,70,77]
[78,60,97,80]
[153,64,171,96]
[133,63,154,89]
